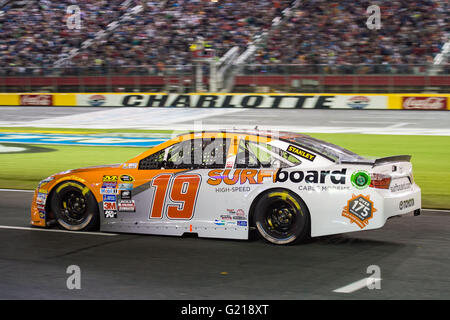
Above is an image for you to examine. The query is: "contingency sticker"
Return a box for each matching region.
[341,194,377,229]
[286,145,316,161]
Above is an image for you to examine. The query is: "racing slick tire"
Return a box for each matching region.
[254,189,310,245]
[50,181,100,231]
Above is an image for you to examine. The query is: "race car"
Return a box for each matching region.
[31,130,421,245]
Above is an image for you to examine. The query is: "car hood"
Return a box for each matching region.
[54,164,122,176]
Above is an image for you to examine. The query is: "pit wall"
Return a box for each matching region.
[0,93,448,110]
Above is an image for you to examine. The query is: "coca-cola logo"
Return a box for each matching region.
[402,97,447,110]
[20,95,53,106]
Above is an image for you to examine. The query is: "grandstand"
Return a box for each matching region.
[0,0,448,93]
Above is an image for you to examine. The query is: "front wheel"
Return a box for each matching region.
[254,189,310,245]
[50,181,99,231]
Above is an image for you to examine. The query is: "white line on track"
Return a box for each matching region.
[422,208,450,213]
[0,188,34,193]
[0,225,118,236]
[333,277,382,293]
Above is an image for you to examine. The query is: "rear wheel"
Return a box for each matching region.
[51,181,99,231]
[254,189,310,245]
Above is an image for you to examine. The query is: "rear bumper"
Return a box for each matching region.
[382,184,421,220]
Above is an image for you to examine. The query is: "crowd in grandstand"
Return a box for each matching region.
[0,0,448,75]
[253,0,448,67]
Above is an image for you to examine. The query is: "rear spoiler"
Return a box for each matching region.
[373,155,411,166]
[341,155,411,167]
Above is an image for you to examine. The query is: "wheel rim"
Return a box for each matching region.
[264,200,298,238]
[60,190,87,224]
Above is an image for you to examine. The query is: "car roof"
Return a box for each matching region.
[176,129,308,140]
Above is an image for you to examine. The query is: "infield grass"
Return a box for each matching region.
[0,130,449,209]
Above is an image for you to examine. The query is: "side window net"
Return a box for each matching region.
[138,149,165,170]
[139,138,230,170]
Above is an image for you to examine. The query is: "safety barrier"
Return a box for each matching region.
[0,93,449,110]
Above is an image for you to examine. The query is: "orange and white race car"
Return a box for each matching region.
[31,130,421,245]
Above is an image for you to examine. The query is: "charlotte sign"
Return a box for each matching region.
[76,94,388,109]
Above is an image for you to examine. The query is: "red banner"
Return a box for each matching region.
[20,94,53,106]
[402,97,447,110]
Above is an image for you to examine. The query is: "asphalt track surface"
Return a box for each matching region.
[1,107,450,135]
[0,190,449,300]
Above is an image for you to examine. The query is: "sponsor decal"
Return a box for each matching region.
[208,168,347,186]
[88,95,106,107]
[100,188,118,195]
[101,181,117,189]
[214,219,237,226]
[342,194,377,229]
[215,186,251,193]
[207,169,276,186]
[103,201,117,211]
[351,170,371,190]
[390,181,411,193]
[103,175,118,182]
[118,200,136,212]
[298,185,350,192]
[123,163,138,169]
[36,192,47,204]
[119,175,134,182]
[237,221,248,227]
[20,94,53,106]
[120,190,132,200]
[214,219,225,226]
[225,160,234,168]
[402,97,447,110]
[118,183,133,191]
[275,168,347,184]
[227,209,246,220]
[347,96,370,109]
[399,198,415,210]
[104,210,117,218]
[286,145,316,162]
[220,215,233,220]
[103,194,116,202]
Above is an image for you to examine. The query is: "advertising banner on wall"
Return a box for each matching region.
[20,94,53,106]
[76,93,389,109]
[401,97,447,110]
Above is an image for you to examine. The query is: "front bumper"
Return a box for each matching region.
[30,188,48,227]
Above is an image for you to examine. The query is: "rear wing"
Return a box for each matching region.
[373,155,411,166]
[341,155,411,167]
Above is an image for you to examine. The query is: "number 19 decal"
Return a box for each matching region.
[149,173,201,220]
